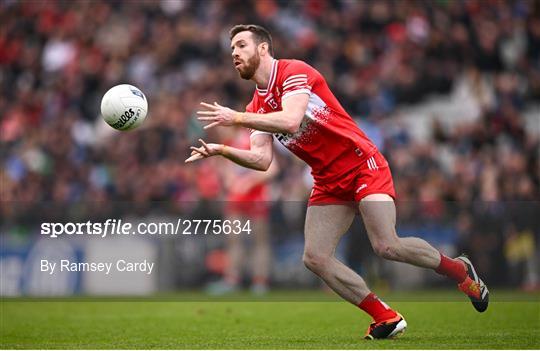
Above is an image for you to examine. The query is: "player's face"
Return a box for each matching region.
[231,32,261,80]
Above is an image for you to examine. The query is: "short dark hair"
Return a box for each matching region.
[229,24,274,56]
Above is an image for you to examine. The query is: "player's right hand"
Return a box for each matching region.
[185,139,224,163]
[197,102,239,130]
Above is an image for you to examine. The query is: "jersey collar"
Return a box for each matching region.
[256,59,278,96]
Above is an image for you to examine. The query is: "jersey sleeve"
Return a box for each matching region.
[279,60,317,100]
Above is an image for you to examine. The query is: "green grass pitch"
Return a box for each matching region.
[1,290,539,349]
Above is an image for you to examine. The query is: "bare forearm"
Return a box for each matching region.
[221,145,270,171]
[235,111,299,134]
[247,158,279,185]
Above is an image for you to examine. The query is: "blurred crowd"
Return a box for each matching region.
[1,0,539,287]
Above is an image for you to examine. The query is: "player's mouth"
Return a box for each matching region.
[234,60,242,68]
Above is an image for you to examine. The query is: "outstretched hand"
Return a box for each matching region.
[196,102,239,130]
[185,139,224,163]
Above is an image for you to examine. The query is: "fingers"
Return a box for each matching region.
[203,121,220,130]
[186,139,211,163]
[189,101,226,159]
[199,139,213,154]
[200,102,218,110]
[185,153,204,163]
[196,111,217,116]
[197,116,223,130]
[190,146,209,157]
[197,101,227,128]
[191,138,213,154]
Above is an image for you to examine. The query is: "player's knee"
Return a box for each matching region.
[372,239,401,261]
[302,250,330,274]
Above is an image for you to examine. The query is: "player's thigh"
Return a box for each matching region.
[358,193,398,244]
[304,204,356,256]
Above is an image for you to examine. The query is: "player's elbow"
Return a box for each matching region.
[254,164,268,172]
[251,152,272,171]
[255,158,272,172]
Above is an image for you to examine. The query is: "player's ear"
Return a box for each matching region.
[259,42,268,56]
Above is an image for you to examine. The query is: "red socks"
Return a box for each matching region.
[360,254,467,322]
[358,293,397,323]
[435,253,467,282]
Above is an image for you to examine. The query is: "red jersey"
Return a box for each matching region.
[246,59,378,185]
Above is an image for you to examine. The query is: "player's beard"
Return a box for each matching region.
[238,51,260,80]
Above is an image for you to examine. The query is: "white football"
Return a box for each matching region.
[100,84,148,131]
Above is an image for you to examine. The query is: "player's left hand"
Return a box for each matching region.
[197,102,239,129]
[185,138,224,163]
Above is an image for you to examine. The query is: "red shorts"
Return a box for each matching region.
[308,151,396,206]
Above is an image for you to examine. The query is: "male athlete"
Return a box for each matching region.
[186,24,489,339]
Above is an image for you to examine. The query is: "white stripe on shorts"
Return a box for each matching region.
[367,157,378,171]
